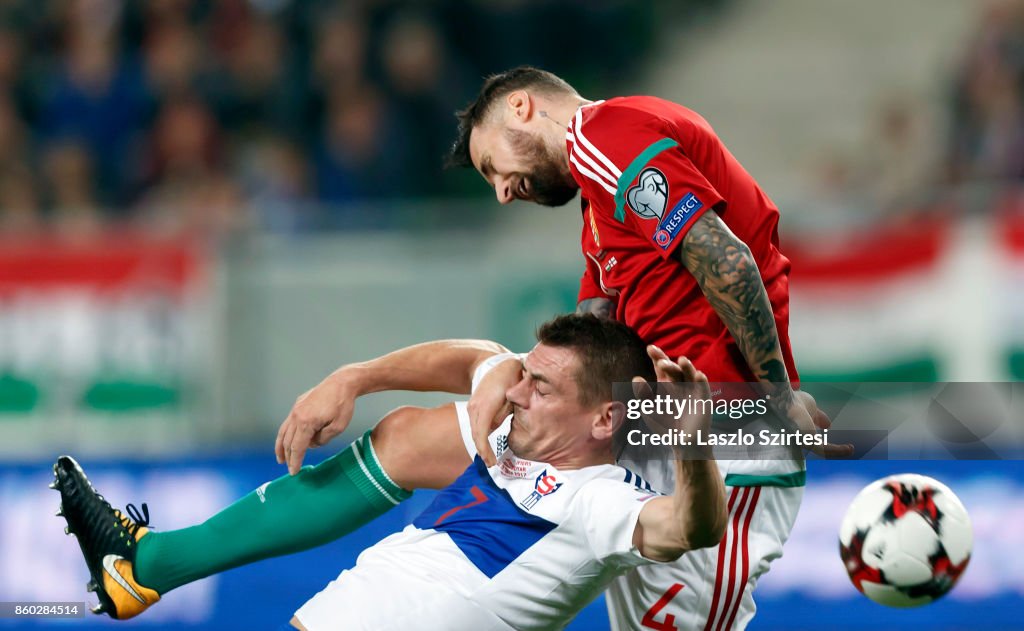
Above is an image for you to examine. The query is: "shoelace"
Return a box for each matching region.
[121,503,151,538]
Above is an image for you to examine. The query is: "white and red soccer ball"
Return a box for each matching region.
[839,473,973,607]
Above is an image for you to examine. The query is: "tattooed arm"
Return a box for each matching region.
[577,297,615,319]
[678,210,788,386]
[678,211,851,457]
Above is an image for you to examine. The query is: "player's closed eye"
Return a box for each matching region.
[521,370,546,396]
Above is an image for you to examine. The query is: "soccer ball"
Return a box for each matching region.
[838,474,972,607]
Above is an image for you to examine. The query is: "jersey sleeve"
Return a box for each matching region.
[620,148,724,259]
[577,260,607,303]
[471,352,523,392]
[569,105,725,260]
[574,478,661,570]
[576,206,619,306]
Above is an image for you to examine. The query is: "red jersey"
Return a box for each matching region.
[566,96,798,383]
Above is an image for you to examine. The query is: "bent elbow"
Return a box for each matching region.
[687,506,729,551]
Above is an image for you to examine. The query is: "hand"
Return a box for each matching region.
[779,389,854,459]
[468,357,521,466]
[795,389,831,431]
[275,373,357,474]
[631,346,713,441]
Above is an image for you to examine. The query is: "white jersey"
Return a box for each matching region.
[478,353,808,631]
[295,355,663,631]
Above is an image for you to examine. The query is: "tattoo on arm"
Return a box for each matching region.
[678,211,789,390]
[576,297,615,319]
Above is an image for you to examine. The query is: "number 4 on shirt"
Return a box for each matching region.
[642,583,685,631]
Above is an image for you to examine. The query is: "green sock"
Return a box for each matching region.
[133,430,410,594]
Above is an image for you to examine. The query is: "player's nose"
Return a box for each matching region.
[495,178,514,204]
[506,379,528,407]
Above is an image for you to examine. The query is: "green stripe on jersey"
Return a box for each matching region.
[725,470,807,488]
[613,137,680,222]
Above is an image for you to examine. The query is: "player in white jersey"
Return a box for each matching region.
[55,315,729,629]
[264,332,826,631]
[468,361,814,631]
[297,407,660,630]
[292,315,728,630]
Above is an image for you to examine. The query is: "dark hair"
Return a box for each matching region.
[446,66,577,169]
[536,314,655,406]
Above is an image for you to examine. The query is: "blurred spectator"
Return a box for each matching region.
[135,96,245,235]
[0,26,22,88]
[380,11,462,196]
[42,141,103,236]
[0,164,42,235]
[866,97,940,212]
[0,93,41,230]
[142,0,202,26]
[237,134,312,232]
[790,148,870,229]
[38,20,150,208]
[315,85,405,207]
[310,10,368,97]
[147,96,222,178]
[207,12,302,137]
[948,0,1024,183]
[0,95,28,169]
[304,8,370,155]
[143,17,203,99]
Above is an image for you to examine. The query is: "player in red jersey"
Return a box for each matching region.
[566,96,796,386]
[438,66,850,630]
[452,68,799,404]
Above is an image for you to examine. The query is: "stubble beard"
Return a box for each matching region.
[506,128,578,207]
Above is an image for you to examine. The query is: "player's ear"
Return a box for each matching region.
[506,90,533,122]
[595,401,626,441]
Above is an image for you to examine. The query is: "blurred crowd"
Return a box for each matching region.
[807,0,1024,223]
[9,0,1024,237]
[947,0,1024,185]
[0,0,664,236]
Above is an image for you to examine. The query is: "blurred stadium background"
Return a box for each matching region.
[2,0,1023,628]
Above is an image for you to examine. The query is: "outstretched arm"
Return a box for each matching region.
[276,339,509,474]
[330,339,510,396]
[633,348,728,562]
